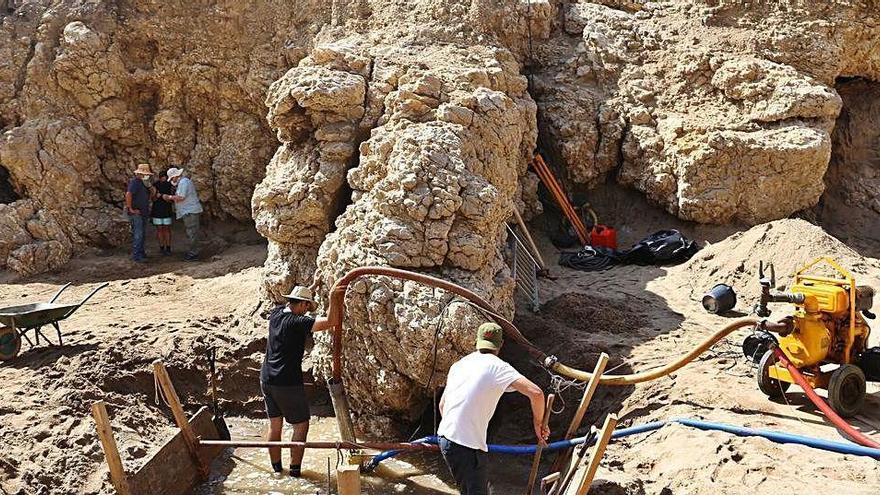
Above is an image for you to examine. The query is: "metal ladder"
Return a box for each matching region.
[507,224,541,312]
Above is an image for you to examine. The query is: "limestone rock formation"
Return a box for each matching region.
[252,39,538,429]
[533,1,880,224]
[0,1,327,274]
[3,0,880,427]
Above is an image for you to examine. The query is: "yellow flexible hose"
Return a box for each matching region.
[552,318,759,385]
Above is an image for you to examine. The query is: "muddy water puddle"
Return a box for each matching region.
[195,416,457,494]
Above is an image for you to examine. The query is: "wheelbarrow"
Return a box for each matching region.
[0,282,109,361]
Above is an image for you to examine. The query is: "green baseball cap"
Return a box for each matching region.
[476,322,503,351]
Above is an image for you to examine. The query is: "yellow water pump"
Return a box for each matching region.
[743,257,877,416]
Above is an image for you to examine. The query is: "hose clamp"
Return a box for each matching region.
[543,355,558,369]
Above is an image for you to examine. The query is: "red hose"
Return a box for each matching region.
[771,347,880,448]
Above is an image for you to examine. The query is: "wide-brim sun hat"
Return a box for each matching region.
[166,167,184,179]
[134,163,153,175]
[283,285,315,304]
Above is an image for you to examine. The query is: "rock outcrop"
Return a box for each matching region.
[814,78,880,257]
[0,1,327,274]
[533,1,880,224]
[3,0,880,426]
[252,39,538,429]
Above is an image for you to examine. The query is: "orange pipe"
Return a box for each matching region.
[772,347,880,448]
[532,155,589,244]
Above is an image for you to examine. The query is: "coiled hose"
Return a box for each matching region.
[364,418,880,471]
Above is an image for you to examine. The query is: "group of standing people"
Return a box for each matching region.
[125,163,204,262]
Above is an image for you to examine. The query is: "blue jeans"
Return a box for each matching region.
[130,214,146,260]
[439,437,489,495]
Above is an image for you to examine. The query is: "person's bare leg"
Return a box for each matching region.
[289,420,309,472]
[162,226,171,249]
[266,417,283,469]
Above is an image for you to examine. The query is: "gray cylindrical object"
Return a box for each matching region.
[702,284,737,314]
[329,379,357,442]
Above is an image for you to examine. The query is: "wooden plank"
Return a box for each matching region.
[337,463,362,495]
[567,414,618,495]
[128,407,223,495]
[549,439,588,495]
[525,393,555,495]
[91,401,132,495]
[550,353,609,473]
[153,360,208,478]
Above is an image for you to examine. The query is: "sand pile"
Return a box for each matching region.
[671,219,880,309]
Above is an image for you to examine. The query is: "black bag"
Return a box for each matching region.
[559,230,699,272]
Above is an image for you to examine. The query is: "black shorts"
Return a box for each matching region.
[261,382,310,424]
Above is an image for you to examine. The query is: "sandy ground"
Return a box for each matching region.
[2,207,880,495]
[492,213,880,494]
[0,243,270,495]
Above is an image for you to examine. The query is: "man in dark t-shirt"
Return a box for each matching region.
[261,285,332,477]
[125,163,154,262]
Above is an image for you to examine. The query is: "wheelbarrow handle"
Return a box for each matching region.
[48,283,72,303]
[77,282,110,307]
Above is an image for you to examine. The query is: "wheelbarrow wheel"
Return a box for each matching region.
[756,350,789,399]
[0,326,21,361]
[828,364,866,418]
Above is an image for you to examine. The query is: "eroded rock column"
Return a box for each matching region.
[254,41,538,432]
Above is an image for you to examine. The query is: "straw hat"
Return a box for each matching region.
[282,286,315,303]
[166,167,184,179]
[134,163,153,175]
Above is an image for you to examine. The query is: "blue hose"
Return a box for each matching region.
[363,418,880,471]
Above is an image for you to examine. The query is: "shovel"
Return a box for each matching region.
[207,347,231,440]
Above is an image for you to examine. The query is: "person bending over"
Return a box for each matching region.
[437,322,548,495]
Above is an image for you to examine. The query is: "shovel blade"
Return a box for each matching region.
[213,415,231,441]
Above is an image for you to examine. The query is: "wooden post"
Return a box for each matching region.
[524,393,555,495]
[91,401,132,495]
[550,432,590,495]
[567,414,618,495]
[550,353,609,473]
[153,360,209,478]
[337,463,361,495]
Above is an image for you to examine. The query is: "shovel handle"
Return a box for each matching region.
[525,393,555,495]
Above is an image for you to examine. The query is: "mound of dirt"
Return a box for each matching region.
[672,218,880,308]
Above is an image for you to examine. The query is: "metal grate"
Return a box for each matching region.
[507,224,541,312]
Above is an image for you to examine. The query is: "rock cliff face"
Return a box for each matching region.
[0,0,328,274]
[533,1,880,224]
[252,38,539,428]
[3,0,880,425]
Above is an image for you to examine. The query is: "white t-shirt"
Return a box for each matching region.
[437,352,524,451]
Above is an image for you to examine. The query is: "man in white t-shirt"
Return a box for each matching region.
[437,322,548,494]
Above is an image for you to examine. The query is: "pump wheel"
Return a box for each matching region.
[0,326,20,361]
[756,350,789,399]
[828,365,866,418]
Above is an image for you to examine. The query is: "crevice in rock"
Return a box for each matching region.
[811,76,880,257]
[12,38,36,99]
[0,165,19,204]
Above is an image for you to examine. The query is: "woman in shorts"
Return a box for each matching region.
[151,169,175,255]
